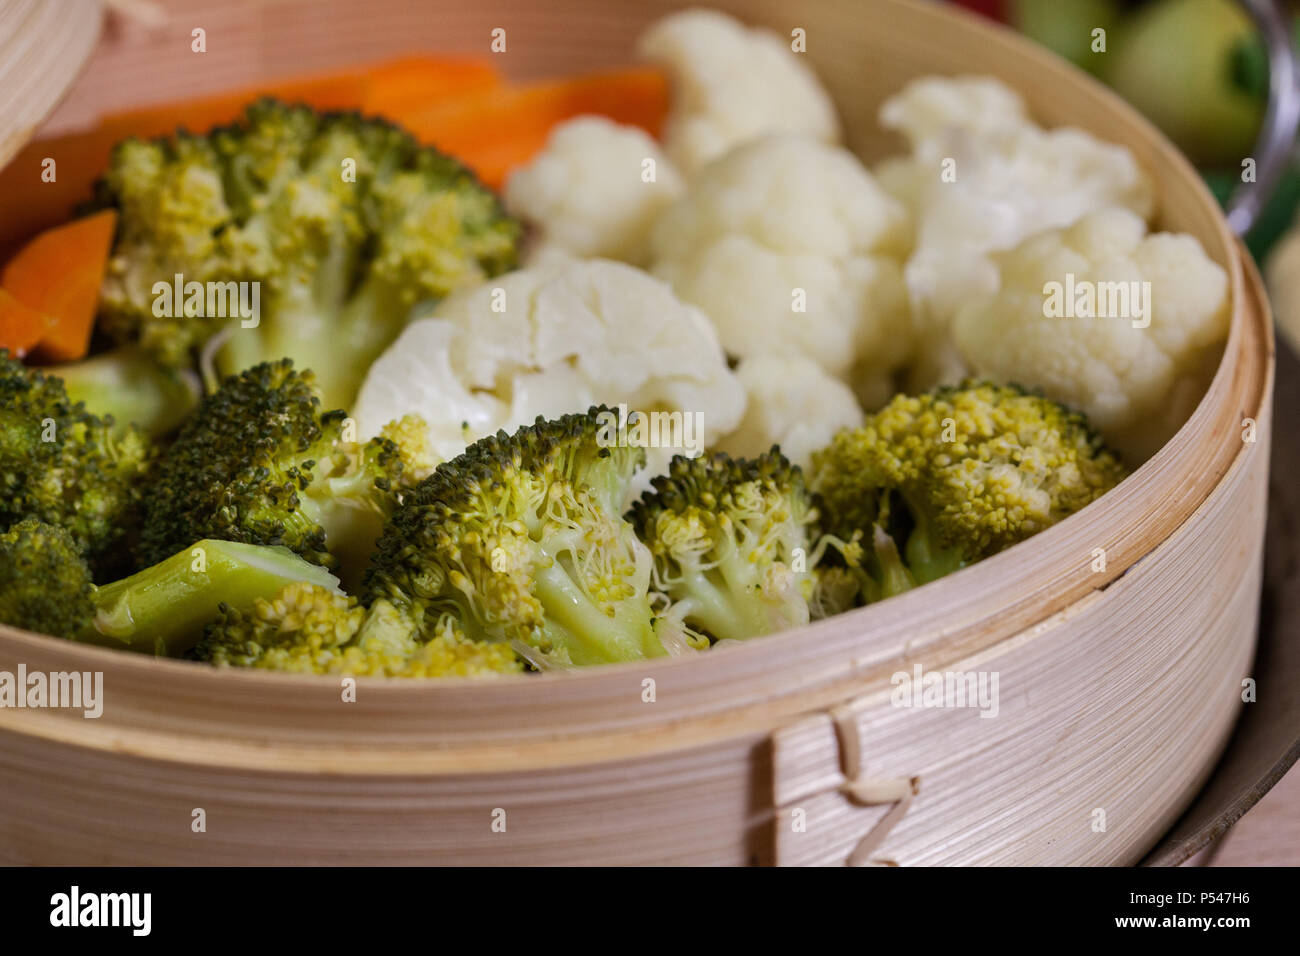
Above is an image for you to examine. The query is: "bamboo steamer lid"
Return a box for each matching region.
[0,0,102,169]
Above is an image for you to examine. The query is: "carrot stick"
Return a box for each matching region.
[0,56,502,251]
[0,128,118,260]
[2,210,118,362]
[0,288,53,358]
[393,67,670,188]
[363,56,502,117]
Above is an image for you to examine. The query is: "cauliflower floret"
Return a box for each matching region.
[718,354,864,470]
[952,208,1230,462]
[353,259,746,477]
[505,117,685,266]
[879,75,1030,148]
[648,134,912,386]
[878,76,1155,388]
[638,8,841,174]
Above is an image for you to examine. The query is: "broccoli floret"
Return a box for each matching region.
[810,380,1129,600]
[0,524,339,655]
[364,407,666,667]
[378,413,442,483]
[628,448,817,643]
[85,538,341,655]
[55,345,201,438]
[89,99,522,410]
[189,581,522,677]
[137,359,410,574]
[0,519,96,639]
[0,349,152,579]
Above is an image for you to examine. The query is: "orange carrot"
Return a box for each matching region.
[2,210,118,362]
[0,127,118,259]
[0,288,53,358]
[363,56,502,116]
[394,67,671,188]
[0,56,503,252]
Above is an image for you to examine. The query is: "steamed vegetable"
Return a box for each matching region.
[352,259,745,479]
[810,381,1129,602]
[0,289,50,357]
[190,581,522,677]
[951,208,1230,462]
[648,134,911,402]
[0,518,341,655]
[1,210,117,361]
[638,8,841,174]
[505,116,685,266]
[0,349,152,580]
[364,407,667,667]
[874,74,1155,391]
[396,68,672,189]
[136,359,424,578]
[629,448,818,643]
[87,98,520,411]
[718,353,864,472]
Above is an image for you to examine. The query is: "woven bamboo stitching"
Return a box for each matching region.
[831,701,921,867]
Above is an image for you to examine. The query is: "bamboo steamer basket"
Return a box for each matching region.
[0,0,100,169]
[0,0,1274,865]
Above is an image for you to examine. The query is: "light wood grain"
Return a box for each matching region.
[0,0,101,167]
[1211,763,1300,866]
[0,0,1275,865]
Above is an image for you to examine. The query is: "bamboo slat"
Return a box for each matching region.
[0,0,101,168]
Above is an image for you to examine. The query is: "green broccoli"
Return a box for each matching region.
[88,99,521,410]
[810,380,1129,602]
[0,349,152,579]
[136,358,416,577]
[0,522,339,655]
[55,345,201,438]
[87,538,341,655]
[364,407,667,667]
[628,449,818,644]
[189,581,522,677]
[0,519,96,639]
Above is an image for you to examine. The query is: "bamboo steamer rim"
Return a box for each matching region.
[0,0,1272,775]
[0,0,101,169]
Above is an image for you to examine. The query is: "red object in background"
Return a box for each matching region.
[949,0,1007,21]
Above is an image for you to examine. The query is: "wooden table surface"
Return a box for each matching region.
[1204,746,1300,865]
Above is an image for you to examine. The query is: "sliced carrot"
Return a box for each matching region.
[2,209,118,362]
[363,56,503,117]
[393,67,671,188]
[0,56,495,251]
[0,127,119,258]
[0,288,53,358]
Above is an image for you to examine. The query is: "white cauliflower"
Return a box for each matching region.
[352,259,746,477]
[504,117,685,266]
[879,75,1030,148]
[718,354,863,470]
[648,134,912,390]
[952,208,1230,462]
[877,75,1155,388]
[638,8,841,174]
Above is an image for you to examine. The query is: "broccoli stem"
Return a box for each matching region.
[216,278,411,412]
[81,539,340,656]
[869,524,916,600]
[55,345,201,437]
[532,562,665,664]
[671,563,776,643]
[900,494,966,585]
